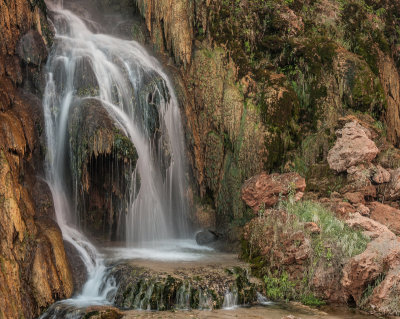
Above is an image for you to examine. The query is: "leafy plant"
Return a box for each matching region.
[264,272,296,301]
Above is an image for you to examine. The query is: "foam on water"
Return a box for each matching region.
[104,239,214,262]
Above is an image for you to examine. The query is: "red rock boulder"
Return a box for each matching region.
[368,202,400,236]
[241,172,306,212]
[327,121,379,173]
[342,231,400,315]
[372,165,391,184]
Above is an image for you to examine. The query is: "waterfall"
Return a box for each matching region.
[40,0,190,312]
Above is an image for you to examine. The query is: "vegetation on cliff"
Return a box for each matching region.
[241,199,369,306]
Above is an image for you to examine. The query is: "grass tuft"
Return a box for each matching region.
[282,200,369,258]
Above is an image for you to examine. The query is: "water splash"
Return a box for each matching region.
[256,292,274,306]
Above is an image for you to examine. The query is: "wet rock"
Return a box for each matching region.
[378,51,400,147]
[69,98,138,162]
[114,19,149,44]
[80,306,123,319]
[194,204,216,229]
[17,30,48,66]
[372,165,391,184]
[241,172,306,212]
[195,229,218,245]
[64,241,88,294]
[368,202,400,236]
[32,218,74,308]
[136,0,193,66]
[327,121,379,173]
[335,50,385,116]
[31,178,56,219]
[73,55,99,96]
[260,73,299,129]
[0,91,73,318]
[111,262,261,310]
[39,304,123,319]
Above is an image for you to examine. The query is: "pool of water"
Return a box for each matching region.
[123,304,373,319]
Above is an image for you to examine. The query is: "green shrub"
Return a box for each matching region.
[301,293,326,307]
[264,272,296,301]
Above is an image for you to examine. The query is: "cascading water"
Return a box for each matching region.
[40,0,192,315]
[222,288,239,310]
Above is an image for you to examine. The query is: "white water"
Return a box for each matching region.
[105,239,214,262]
[40,0,193,314]
[256,292,274,306]
[222,289,239,310]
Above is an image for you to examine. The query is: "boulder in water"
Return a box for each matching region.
[195,229,219,245]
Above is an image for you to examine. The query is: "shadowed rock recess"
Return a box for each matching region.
[2,0,400,318]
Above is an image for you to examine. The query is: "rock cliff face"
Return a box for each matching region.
[135,0,193,66]
[0,1,73,318]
